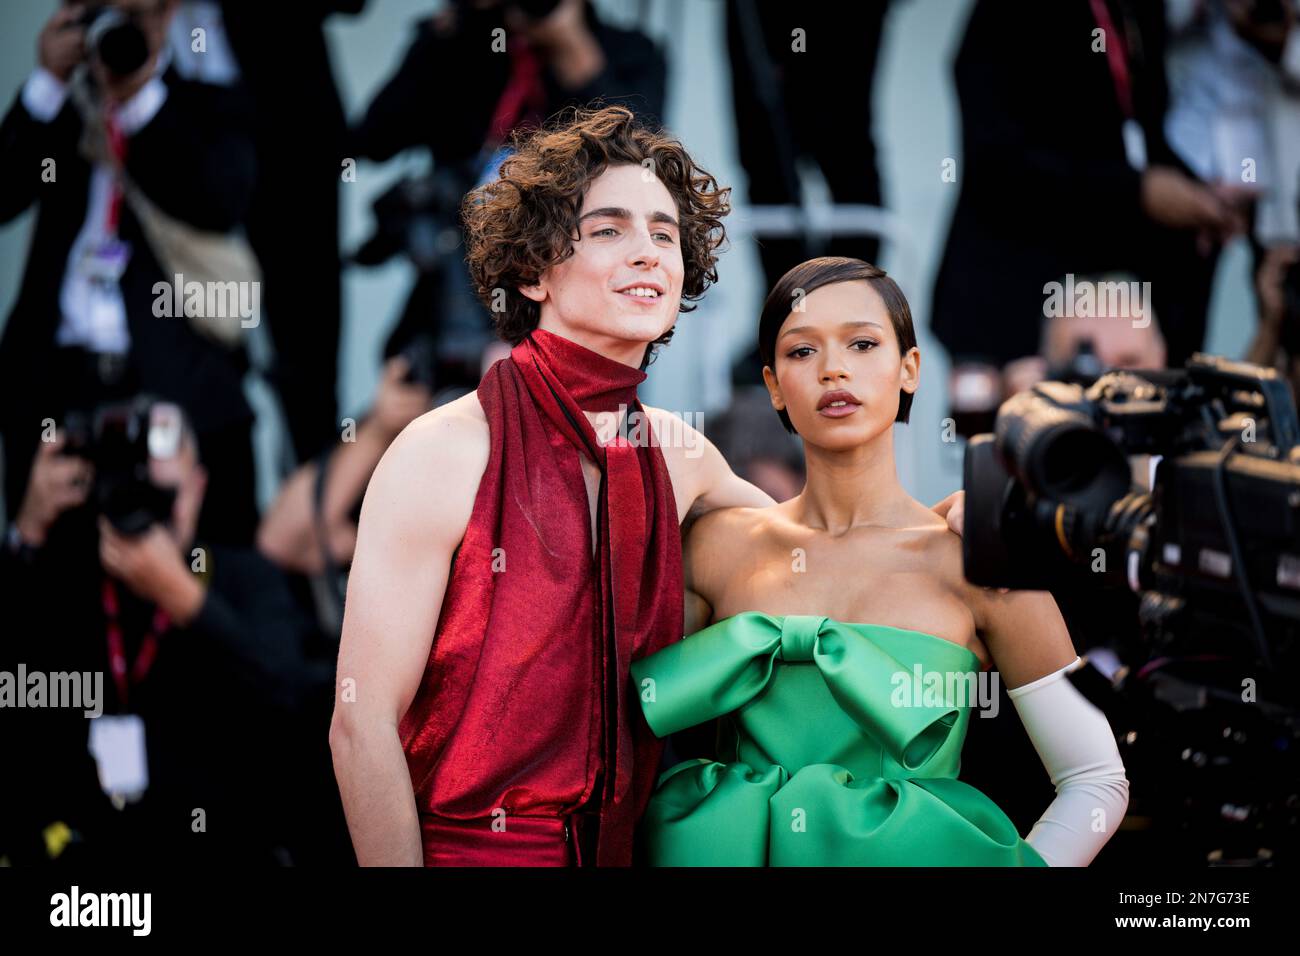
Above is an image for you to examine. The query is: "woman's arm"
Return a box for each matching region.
[974,589,1130,866]
[256,460,325,575]
[320,358,433,565]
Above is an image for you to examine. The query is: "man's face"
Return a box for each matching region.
[523,163,684,361]
[1048,313,1167,370]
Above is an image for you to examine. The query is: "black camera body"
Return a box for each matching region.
[77,4,151,79]
[62,396,181,536]
[963,354,1300,671]
[964,355,1300,863]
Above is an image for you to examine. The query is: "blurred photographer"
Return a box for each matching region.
[0,0,260,549]
[257,355,433,636]
[349,0,667,398]
[0,400,338,865]
[1245,240,1300,390]
[933,0,1243,417]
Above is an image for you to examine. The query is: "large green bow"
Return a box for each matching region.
[631,611,979,771]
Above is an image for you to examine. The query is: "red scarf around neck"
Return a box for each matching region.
[400,327,683,865]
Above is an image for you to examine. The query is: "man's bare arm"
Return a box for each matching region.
[328,405,488,866]
[683,428,776,516]
[680,419,966,533]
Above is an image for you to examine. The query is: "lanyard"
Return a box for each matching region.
[1090,0,1134,119]
[103,108,128,237]
[485,37,546,154]
[101,577,169,709]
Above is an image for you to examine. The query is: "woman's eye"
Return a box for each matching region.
[787,347,814,359]
[853,340,879,351]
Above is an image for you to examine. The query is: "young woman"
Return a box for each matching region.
[632,257,1130,866]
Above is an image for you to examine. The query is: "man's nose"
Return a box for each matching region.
[628,230,660,268]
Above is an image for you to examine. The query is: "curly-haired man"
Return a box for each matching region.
[329,106,962,867]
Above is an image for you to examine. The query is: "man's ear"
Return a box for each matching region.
[761,365,785,413]
[518,280,546,305]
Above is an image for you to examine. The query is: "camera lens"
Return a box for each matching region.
[86,8,150,78]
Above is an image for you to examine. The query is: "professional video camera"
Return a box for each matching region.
[963,354,1300,864]
[350,162,493,396]
[62,396,185,536]
[964,353,1300,662]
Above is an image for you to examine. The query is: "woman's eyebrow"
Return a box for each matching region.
[779,320,884,339]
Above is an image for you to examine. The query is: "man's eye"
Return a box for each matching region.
[654,232,675,242]
[593,227,617,237]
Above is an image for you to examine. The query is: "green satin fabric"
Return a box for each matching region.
[630,612,1047,866]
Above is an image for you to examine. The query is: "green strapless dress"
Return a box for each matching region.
[630,612,1047,866]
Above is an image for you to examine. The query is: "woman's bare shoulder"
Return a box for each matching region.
[907,508,984,602]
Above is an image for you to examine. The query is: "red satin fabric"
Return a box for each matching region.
[399,328,683,866]
[420,816,571,867]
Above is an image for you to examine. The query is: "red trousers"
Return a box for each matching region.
[419,812,600,866]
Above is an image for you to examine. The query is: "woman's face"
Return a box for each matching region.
[762,280,919,451]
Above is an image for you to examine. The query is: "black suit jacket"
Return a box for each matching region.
[931,0,1180,366]
[0,514,332,865]
[0,67,257,520]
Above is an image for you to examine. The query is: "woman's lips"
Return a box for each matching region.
[818,400,861,418]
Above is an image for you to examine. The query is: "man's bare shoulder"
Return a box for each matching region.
[363,392,490,531]
[386,392,489,472]
[640,403,709,463]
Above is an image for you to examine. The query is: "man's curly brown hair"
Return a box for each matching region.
[462,105,731,365]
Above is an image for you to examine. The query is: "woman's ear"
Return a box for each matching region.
[761,364,785,412]
[901,346,920,396]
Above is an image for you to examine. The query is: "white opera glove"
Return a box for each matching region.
[1007,656,1130,866]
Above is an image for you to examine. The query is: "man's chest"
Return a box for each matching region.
[575,447,693,558]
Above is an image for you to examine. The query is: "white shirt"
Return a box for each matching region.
[22,64,169,354]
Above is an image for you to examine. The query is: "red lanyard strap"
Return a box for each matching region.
[485,38,546,155]
[101,577,169,709]
[1090,0,1134,119]
[103,108,128,235]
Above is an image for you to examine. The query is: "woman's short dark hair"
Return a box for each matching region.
[757,257,918,434]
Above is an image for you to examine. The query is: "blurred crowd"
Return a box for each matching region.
[1,0,1299,866]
